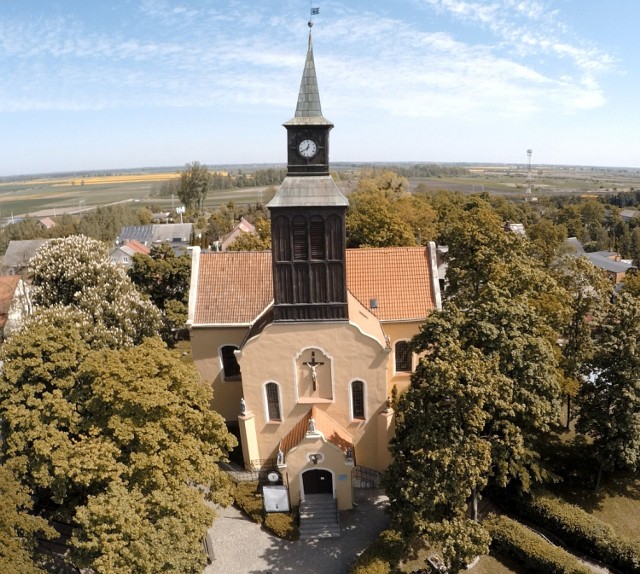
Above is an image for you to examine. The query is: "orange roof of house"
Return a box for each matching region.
[192,246,436,325]
[123,239,150,254]
[0,276,20,328]
[279,406,353,457]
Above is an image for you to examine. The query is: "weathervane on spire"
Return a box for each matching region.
[309,5,319,28]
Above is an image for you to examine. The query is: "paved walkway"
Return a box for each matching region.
[204,489,390,574]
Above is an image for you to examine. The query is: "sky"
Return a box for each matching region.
[1,0,639,176]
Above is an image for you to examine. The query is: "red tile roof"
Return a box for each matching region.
[123,239,150,255]
[279,406,353,457]
[192,246,436,325]
[346,247,436,321]
[194,251,273,325]
[0,276,20,328]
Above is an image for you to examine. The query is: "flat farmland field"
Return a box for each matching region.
[0,172,180,218]
[0,170,276,220]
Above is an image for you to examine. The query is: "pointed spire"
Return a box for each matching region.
[284,31,332,127]
[294,32,323,118]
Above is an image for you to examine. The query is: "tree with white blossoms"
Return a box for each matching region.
[28,235,162,347]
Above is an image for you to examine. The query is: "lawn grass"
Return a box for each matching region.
[467,554,526,574]
[552,471,640,541]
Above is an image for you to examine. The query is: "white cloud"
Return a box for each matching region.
[0,0,614,119]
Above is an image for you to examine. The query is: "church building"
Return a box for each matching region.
[187,30,441,510]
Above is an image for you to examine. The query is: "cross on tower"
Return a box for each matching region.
[304,351,324,391]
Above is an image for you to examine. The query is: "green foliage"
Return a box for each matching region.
[233,481,264,524]
[227,218,271,251]
[485,514,592,574]
[551,256,614,424]
[128,243,192,341]
[73,481,216,574]
[427,518,491,573]
[621,268,640,297]
[388,197,565,569]
[0,318,236,573]
[0,464,55,574]
[512,492,640,573]
[576,293,640,487]
[348,529,406,574]
[346,171,420,247]
[28,235,163,348]
[178,161,211,212]
[264,512,299,541]
[527,219,569,266]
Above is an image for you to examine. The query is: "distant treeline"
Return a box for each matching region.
[152,167,287,197]
[361,164,471,178]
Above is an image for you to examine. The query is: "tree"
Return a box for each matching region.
[128,243,192,341]
[386,309,497,571]
[28,235,162,348]
[0,464,55,574]
[0,314,237,573]
[346,188,415,247]
[551,256,614,426]
[576,293,640,490]
[387,200,565,571]
[527,219,569,266]
[178,161,211,212]
[227,218,271,251]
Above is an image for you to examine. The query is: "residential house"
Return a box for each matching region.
[0,276,31,340]
[110,239,151,267]
[36,217,57,230]
[218,217,256,251]
[116,223,194,255]
[0,239,49,275]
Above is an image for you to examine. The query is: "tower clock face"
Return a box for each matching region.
[298,139,318,158]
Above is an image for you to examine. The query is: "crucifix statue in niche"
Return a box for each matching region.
[304,351,325,391]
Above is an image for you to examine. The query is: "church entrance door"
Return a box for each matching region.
[302,469,333,495]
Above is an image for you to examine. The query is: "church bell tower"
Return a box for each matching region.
[267,27,349,322]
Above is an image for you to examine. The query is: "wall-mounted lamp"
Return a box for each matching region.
[309,454,321,465]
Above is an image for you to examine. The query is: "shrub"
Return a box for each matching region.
[233,481,263,524]
[264,512,299,541]
[485,514,591,574]
[514,492,640,573]
[349,529,406,574]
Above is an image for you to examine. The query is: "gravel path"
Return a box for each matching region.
[203,490,389,574]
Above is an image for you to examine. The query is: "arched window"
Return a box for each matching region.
[351,380,365,420]
[220,345,241,381]
[265,382,281,422]
[395,341,412,373]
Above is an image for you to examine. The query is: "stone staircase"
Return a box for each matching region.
[299,494,340,539]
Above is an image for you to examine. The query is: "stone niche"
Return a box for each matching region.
[295,347,332,403]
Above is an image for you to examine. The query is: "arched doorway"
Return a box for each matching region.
[302,469,333,495]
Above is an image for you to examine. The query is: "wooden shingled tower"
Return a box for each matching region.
[267,29,349,322]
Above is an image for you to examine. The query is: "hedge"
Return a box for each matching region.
[233,481,264,524]
[348,529,406,574]
[233,481,299,540]
[264,512,299,541]
[514,492,640,573]
[485,514,592,574]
